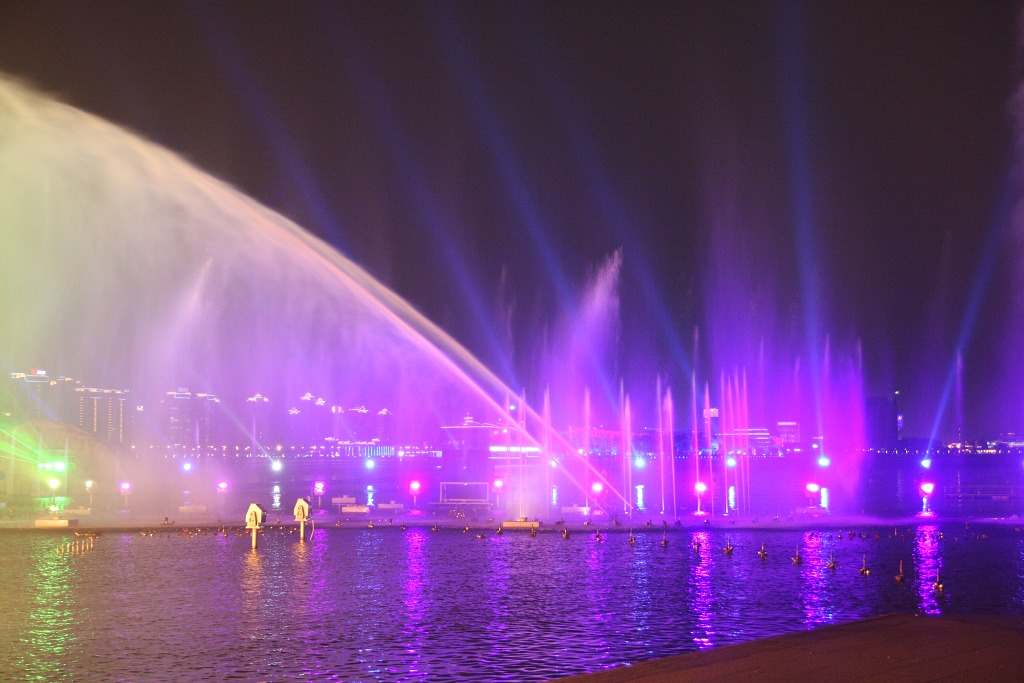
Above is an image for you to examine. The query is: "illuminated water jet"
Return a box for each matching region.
[0,75,555,455]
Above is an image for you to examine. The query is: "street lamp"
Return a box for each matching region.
[85,480,94,509]
[48,478,59,510]
[694,481,707,514]
[120,481,132,511]
[492,478,503,510]
[409,480,421,508]
[805,482,821,509]
[920,482,935,516]
[313,480,325,510]
[217,481,228,518]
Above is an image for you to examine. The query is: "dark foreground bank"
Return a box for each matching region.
[554,613,1024,682]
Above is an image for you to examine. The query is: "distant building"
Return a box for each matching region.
[164,388,219,448]
[866,394,899,449]
[440,415,496,482]
[8,370,79,423]
[776,421,801,445]
[732,427,773,451]
[75,386,131,445]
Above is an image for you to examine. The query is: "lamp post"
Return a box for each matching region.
[120,481,131,511]
[313,480,325,511]
[48,478,59,510]
[409,480,421,508]
[920,482,935,515]
[590,481,604,520]
[492,478,503,511]
[805,482,820,509]
[694,481,707,515]
[217,481,228,518]
[85,480,94,509]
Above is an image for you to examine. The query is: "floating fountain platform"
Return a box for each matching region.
[35,518,79,528]
[502,518,540,530]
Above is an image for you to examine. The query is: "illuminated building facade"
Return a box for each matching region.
[8,370,79,423]
[164,388,219,448]
[76,386,131,444]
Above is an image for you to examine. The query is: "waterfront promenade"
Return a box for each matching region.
[556,613,1024,682]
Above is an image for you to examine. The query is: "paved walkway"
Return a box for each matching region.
[554,614,1024,682]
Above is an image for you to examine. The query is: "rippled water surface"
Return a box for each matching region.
[1,523,1022,682]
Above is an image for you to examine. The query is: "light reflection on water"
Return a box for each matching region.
[26,538,75,682]
[688,530,714,649]
[915,525,943,615]
[0,523,1022,682]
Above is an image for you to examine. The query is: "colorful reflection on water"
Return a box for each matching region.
[0,522,1021,682]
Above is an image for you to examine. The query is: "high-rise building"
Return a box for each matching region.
[163,388,219,448]
[8,370,79,423]
[76,387,131,445]
[866,394,899,449]
[776,421,801,445]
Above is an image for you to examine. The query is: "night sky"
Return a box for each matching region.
[1,1,1021,440]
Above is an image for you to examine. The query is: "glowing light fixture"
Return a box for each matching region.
[726,456,737,467]
[634,456,646,468]
[920,482,935,495]
[921,458,932,469]
[365,459,375,470]
[818,456,831,467]
[591,481,604,494]
[694,482,707,493]
[271,460,283,472]
[806,483,820,493]
[217,481,228,491]
[183,462,192,472]
[119,481,132,511]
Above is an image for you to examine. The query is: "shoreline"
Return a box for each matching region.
[1,510,1020,532]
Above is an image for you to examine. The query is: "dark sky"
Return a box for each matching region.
[1,0,1021,440]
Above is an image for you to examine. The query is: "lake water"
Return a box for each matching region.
[1,522,1022,682]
